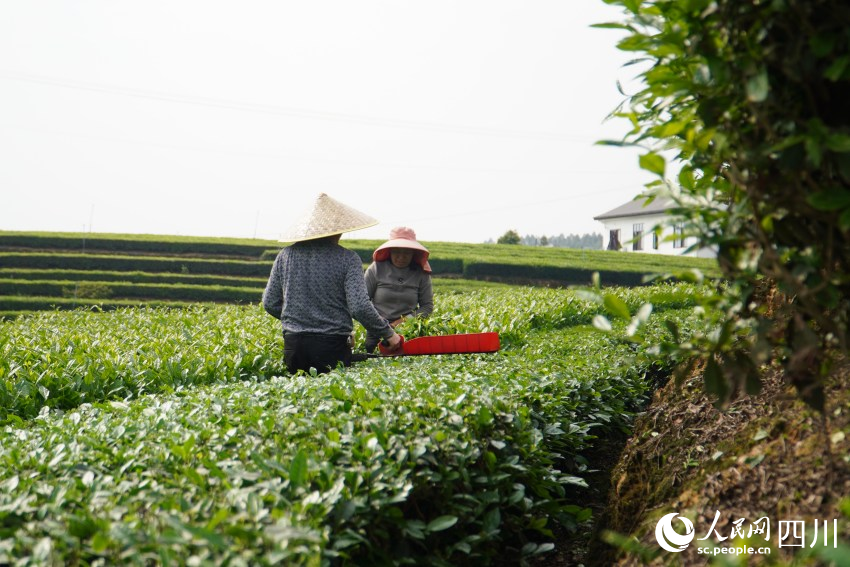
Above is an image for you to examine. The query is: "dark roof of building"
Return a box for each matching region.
[593,196,676,221]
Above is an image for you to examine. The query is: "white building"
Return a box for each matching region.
[594,196,715,258]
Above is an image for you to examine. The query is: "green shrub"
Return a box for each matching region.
[61,282,113,299]
[0,287,706,564]
[0,268,266,288]
[0,253,271,277]
[0,231,274,258]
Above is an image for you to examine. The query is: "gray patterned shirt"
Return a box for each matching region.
[262,239,394,338]
[364,261,434,321]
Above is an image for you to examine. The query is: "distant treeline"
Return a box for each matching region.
[486,232,603,249]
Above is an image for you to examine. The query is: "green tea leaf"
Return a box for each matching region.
[703,357,729,405]
[603,294,631,320]
[824,55,849,82]
[427,515,458,532]
[807,190,850,211]
[826,133,850,152]
[638,152,666,176]
[289,449,308,488]
[746,68,769,102]
[483,508,501,533]
[477,406,494,426]
[840,208,850,231]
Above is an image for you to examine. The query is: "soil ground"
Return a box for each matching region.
[538,358,850,566]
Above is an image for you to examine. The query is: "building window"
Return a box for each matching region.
[652,231,659,250]
[632,223,643,251]
[673,223,685,248]
[608,229,621,251]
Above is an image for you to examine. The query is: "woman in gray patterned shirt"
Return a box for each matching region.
[262,194,402,373]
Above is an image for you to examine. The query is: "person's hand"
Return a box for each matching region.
[384,332,403,352]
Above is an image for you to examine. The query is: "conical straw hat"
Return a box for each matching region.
[278,193,379,242]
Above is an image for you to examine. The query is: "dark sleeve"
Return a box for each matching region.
[414,273,434,318]
[262,252,283,319]
[345,255,393,339]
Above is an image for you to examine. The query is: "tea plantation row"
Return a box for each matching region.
[0,231,719,317]
[0,284,712,565]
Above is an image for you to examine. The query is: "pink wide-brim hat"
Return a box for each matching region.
[373,227,432,273]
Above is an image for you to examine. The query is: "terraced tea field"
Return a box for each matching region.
[0,283,711,565]
[0,230,719,318]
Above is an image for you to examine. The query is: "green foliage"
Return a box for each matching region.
[0,252,271,277]
[1,234,721,318]
[599,0,850,410]
[514,232,602,249]
[61,281,113,299]
[0,230,274,258]
[0,285,707,565]
[363,282,710,349]
[259,248,281,261]
[430,278,514,292]
[345,239,718,277]
[1,231,718,280]
[496,229,522,245]
[1,279,261,303]
[0,296,209,314]
[461,262,645,286]
[0,268,267,288]
[0,306,285,421]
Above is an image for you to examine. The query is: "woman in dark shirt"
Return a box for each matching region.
[263,193,402,373]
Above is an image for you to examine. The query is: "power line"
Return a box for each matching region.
[1,122,636,177]
[0,70,597,143]
[403,186,641,224]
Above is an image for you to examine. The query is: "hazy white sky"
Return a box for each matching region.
[0,1,649,244]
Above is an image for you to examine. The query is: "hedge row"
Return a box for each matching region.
[0,311,29,320]
[2,252,656,287]
[0,268,267,288]
[0,296,208,313]
[342,247,672,284]
[345,238,721,276]
[0,253,271,277]
[260,247,467,274]
[0,280,262,303]
[262,245,383,263]
[3,231,720,278]
[462,262,648,286]
[0,232,276,259]
[264,247,652,284]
